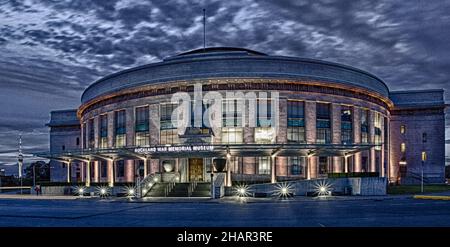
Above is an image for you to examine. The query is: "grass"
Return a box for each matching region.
[388,184,450,195]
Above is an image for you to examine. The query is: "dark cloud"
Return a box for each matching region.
[0,0,449,168]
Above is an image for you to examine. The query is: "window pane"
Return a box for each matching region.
[258,157,270,175]
[221,127,243,144]
[255,127,275,144]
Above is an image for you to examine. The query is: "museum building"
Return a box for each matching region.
[37,47,446,192]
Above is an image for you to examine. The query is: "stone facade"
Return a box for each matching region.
[44,48,446,186]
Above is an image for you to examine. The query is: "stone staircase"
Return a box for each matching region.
[145,182,211,197]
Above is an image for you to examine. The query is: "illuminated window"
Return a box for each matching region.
[114,110,126,147]
[258,157,270,175]
[99,114,108,148]
[254,127,275,144]
[160,104,180,145]
[400,125,405,134]
[221,127,243,144]
[160,129,179,145]
[401,143,406,153]
[374,112,383,150]
[135,106,149,146]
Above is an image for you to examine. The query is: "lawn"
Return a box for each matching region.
[388,184,450,195]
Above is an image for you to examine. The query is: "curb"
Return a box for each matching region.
[413,195,450,200]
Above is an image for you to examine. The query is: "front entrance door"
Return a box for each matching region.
[189,158,203,181]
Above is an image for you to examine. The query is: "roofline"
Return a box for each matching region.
[81,54,389,102]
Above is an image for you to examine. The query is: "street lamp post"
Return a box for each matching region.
[421,151,427,194]
[33,165,36,188]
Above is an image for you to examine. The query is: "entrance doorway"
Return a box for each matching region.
[189,158,204,181]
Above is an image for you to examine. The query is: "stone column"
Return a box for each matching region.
[92,116,100,183]
[94,116,99,148]
[150,159,160,174]
[305,101,317,178]
[67,161,71,183]
[380,116,385,177]
[80,121,85,150]
[81,161,85,182]
[107,112,114,147]
[385,116,391,180]
[144,158,149,177]
[93,161,99,183]
[353,107,362,172]
[85,161,91,187]
[369,110,376,172]
[331,104,342,173]
[125,160,134,182]
[85,119,90,148]
[108,160,114,187]
[226,157,232,186]
[276,98,287,143]
[126,107,135,147]
[149,104,160,145]
[271,156,276,183]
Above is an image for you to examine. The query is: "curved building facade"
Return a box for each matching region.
[40,47,446,190]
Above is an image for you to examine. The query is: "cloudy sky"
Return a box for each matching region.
[0,0,449,173]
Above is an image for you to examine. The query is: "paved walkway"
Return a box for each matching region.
[0,194,81,200]
[0,193,414,202]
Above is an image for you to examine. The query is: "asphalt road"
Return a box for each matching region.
[0,197,449,227]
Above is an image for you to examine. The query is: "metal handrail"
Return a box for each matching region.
[138,173,159,198]
[188,180,198,197]
[164,173,179,197]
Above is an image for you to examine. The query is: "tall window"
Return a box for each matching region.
[88,118,95,148]
[316,103,331,144]
[160,104,180,145]
[361,109,369,143]
[258,157,270,175]
[287,101,305,143]
[289,157,305,176]
[99,114,108,148]
[257,99,272,127]
[422,132,427,143]
[135,106,149,146]
[116,160,125,177]
[318,157,328,175]
[341,106,353,144]
[374,112,383,150]
[82,122,86,148]
[115,110,126,147]
[222,99,243,127]
[222,99,243,143]
[255,99,275,143]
